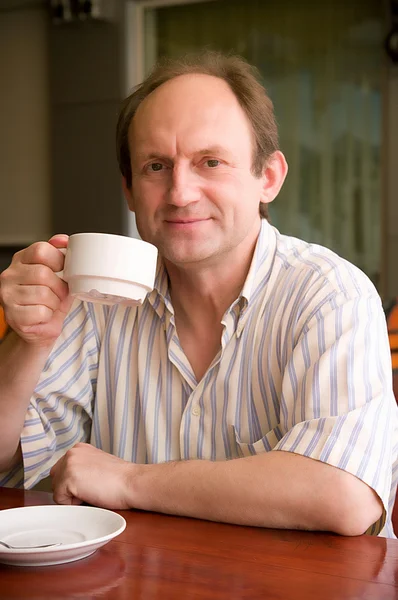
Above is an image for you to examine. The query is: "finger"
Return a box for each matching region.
[18,241,67,274]
[52,477,81,506]
[8,304,54,328]
[71,496,83,505]
[53,487,75,505]
[50,461,76,506]
[4,300,73,338]
[14,263,69,302]
[58,293,74,317]
[13,285,62,312]
[48,234,69,249]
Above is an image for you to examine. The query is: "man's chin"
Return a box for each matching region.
[160,244,218,267]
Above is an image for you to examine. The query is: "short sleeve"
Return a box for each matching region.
[273,290,398,535]
[0,300,103,489]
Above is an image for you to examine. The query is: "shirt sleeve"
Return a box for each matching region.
[273,289,398,536]
[0,300,102,489]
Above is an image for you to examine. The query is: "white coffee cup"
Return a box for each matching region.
[57,233,158,306]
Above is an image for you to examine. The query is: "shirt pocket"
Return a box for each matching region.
[233,425,284,458]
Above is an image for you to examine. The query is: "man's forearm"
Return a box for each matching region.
[129,451,383,536]
[0,331,53,471]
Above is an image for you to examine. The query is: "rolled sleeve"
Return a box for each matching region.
[274,291,398,535]
[0,300,101,490]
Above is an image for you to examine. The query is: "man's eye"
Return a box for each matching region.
[149,163,163,172]
[206,159,220,168]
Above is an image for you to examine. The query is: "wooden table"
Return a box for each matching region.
[1,488,398,599]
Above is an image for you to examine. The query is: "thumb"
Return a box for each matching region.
[59,294,74,317]
[48,234,69,250]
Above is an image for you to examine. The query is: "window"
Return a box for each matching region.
[127,0,384,285]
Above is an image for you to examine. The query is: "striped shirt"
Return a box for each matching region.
[1,220,397,536]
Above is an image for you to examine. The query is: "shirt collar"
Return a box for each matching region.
[239,219,275,305]
[153,258,169,301]
[147,258,172,319]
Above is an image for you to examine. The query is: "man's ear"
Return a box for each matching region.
[260,151,288,205]
[122,176,135,212]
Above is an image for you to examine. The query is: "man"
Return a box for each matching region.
[0,51,396,536]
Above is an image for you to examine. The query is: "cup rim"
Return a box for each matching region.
[68,232,156,251]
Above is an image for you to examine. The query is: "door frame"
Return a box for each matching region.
[125,0,218,94]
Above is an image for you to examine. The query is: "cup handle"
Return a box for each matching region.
[55,247,67,280]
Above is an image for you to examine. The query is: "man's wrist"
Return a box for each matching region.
[124,462,147,509]
[124,461,181,512]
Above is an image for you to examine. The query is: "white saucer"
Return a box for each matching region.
[0,505,126,566]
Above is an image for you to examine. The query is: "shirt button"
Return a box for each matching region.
[192,405,201,417]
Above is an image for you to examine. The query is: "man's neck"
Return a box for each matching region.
[165,228,260,332]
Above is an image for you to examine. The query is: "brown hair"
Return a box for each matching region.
[116,50,279,219]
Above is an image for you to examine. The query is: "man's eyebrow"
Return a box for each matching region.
[196,146,231,157]
[134,146,232,162]
[134,152,170,163]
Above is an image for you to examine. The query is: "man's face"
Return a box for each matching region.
[126,74,270,267]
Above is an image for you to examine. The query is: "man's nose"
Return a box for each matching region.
[168,165,201,207]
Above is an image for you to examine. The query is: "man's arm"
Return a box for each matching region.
[50,443,383,536]
[0,236,71,472]
[129,451,383,536]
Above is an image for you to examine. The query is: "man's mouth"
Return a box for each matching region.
[164,218,210,224]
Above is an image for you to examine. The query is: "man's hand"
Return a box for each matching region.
[50,443,135,509]
[0,235,72,347]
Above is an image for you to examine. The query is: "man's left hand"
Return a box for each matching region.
[50,443,135,509]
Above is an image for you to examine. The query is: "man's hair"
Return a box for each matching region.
[116,50,279,219]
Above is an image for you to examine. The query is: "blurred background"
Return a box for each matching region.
[0,0,397,300]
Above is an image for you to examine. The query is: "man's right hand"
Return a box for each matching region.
[0,234,73,347]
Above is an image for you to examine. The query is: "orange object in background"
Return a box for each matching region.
[0,306,7,340]
[386,298,398,371]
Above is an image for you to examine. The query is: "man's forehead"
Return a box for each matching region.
[131,74,244,132]
[139,73,235,109]
[128,74,255,160]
